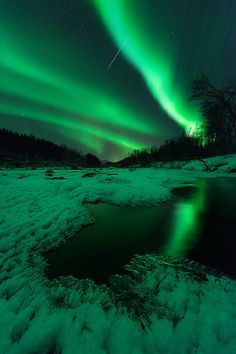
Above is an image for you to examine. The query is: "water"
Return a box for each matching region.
[45,177,236,283]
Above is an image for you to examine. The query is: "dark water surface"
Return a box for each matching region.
[45,177,236,283]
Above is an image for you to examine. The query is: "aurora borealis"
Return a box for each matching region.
[1,1,236,160]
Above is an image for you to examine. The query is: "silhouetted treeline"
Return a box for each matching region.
[118,74,236,166]
[157,133,203,161]
[115,135,202,166]
[0,128,101,168]
[115,147,159,167]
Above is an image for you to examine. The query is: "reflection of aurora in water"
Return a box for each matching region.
[46,177,236,282]
[164,182,206,256]
[46,183,208,283]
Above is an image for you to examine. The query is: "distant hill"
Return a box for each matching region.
[0,128,101,168]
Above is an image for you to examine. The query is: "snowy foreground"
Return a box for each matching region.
[1,156,236,354]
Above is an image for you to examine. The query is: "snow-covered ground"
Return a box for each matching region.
[153,153,236,172]
[0,160,236,353]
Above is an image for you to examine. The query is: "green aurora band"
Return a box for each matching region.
[0,25,159,160]
[93,0,201,131]
[0,0,212,160]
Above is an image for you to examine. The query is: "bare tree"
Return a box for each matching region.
[190,74,236,147]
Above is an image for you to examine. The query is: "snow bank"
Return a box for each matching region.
[153,153,236,173]
[0,167,236,353]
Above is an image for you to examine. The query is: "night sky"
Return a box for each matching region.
[0,1,236,161]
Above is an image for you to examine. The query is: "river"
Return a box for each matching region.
[45,177,236,283]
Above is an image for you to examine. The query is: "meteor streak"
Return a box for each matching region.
[107,34,130,70]
[94,0,201,130]
[107,18,141,70]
